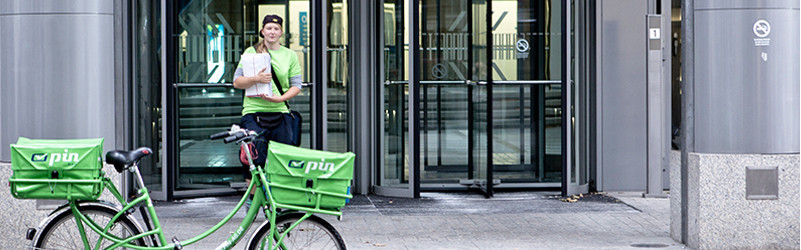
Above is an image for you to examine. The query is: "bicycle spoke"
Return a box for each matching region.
[249,213,344,250]
[279,218,337,249]
[35,206,144,250]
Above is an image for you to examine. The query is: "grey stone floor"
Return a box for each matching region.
[2,158,684,249]
[152,191,685,249]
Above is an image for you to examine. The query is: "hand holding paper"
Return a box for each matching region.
[241,53,273,97]
[253,67,272,84]
[260,93,286,103]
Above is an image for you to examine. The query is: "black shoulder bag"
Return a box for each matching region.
[253,65,302,147]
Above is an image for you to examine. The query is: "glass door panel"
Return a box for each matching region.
[491,84,562,183]
[170,0,312,196]
[327,0,349,152]
[414,0,490,192]
[419,0,473,185]
[377,0,426,197]
[471,1,490,191]
[172,0,248,194]
[379,0,410,191]
[489,0,563,187]
[568,0,590,194]
[175,85,243,191]
[134,0,163,198]
[377,0,570,196]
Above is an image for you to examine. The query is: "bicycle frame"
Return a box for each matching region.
[61,167,266,249]
[54,131,348,250]
[59,141,292,250]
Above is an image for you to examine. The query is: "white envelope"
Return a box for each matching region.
[241,53,273,97]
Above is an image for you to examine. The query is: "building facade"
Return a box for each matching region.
[1,0,799,247]
[1,0,681,199]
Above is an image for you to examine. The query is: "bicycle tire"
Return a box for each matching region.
[247,212,346,250]
[34,204,147,250]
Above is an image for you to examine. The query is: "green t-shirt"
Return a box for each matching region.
[237,46,302,115]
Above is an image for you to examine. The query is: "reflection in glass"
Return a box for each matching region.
[570,0,591,187]
[377,0,567,188]
[327,0,349,153]
[381,0,409,188]
[491,1,562,81]
[489,0,563,184]
[176,86,244,190]
[492,84,562,183]
[175,1,246,84]
[472,0,488,183]
[172,1,246,191]
[171,1,312,191]
[411,0,564,186]
[134,0,162,192]
[419,0,474,184]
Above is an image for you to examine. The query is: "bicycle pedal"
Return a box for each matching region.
[172,237,183,250]
[26,228,36,240]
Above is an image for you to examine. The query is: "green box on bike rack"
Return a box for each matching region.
[266,141,354,210]
[9,137,105,200]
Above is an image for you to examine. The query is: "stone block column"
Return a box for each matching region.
[673,0,800,249]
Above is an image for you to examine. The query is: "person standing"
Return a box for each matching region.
[233,14,302,206]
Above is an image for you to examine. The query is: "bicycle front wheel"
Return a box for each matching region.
[247,213,346,250]
[34,204,146,250]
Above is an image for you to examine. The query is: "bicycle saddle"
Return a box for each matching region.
[105,147,153,173]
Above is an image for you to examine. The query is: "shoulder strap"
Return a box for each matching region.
[268,55,290,110]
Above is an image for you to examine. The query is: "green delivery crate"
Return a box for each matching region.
[9,137,105,200]
[266,141,354,210]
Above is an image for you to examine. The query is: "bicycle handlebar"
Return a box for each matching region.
[211,124,257,144]
[209,131,230,140]
[223,131,248,143]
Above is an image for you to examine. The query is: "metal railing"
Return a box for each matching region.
[385,80,561,86]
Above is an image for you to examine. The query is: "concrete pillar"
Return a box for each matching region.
[349,0,378,195]
[0,2,125,245]
[674,0,800,248]
[0,0,118,160]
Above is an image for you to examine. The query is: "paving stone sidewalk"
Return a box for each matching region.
[154,191,685,249]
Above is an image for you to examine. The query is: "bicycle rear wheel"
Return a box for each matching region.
[34,204,146,250]
[247,212,346,250]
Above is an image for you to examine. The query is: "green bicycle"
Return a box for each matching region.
[9,126,354,249]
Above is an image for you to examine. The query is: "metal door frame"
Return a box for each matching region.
[563,0,590,196]
[482,0,578,196]
[372,0,578,198]
[159,0,329,200]
[373,0,420,198]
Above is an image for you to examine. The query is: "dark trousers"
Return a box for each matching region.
[240,113,295,178]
